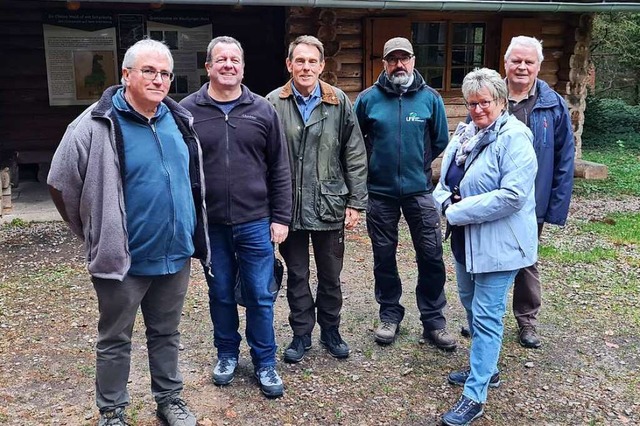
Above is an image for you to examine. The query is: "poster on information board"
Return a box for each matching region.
[43,12,118,106]
[147,13,212,100]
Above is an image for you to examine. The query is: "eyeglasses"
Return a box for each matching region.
[464,99,495,111]
[384,55,414,66]
[127,67,175,83]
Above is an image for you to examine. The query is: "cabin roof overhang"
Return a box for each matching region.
[52,0,640,12]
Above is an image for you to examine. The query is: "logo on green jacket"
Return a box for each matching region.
[406,112,425,123]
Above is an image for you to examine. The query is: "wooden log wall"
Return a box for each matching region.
[286,7,588,159]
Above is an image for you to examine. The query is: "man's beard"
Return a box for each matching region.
[389,71,410,85]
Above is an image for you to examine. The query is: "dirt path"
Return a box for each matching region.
[1,195,639,425]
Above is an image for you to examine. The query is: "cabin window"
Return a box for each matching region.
[412,22,485,90]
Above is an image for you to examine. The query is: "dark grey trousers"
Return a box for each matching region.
[366,193,447,330]
[513,223,544,328]
[91,262,190,411]
[279,229,345,336]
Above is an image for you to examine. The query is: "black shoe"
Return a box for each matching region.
[423,328,457,351]
[441,395,484,426]
[283,334,312,363]
[447,368,501,388]
[519,325,541,348]
[320,327,350,358]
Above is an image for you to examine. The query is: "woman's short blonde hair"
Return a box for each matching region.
[461,68,508,106]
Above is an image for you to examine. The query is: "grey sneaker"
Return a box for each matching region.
[255,365,284,398]
[213,357,238,385]
[423,328,457,351]
[156,396,196,426]
[374,321,399,344]
[98,407,129,426]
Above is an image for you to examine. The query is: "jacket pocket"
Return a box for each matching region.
[316,180,349,223]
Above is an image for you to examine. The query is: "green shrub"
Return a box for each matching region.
[583,97,640,148]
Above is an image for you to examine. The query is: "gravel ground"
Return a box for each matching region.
[0,194,639,426]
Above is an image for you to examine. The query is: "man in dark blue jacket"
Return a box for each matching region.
[354,37,455,351]
[180,36,292,398]
[504,36,575,349]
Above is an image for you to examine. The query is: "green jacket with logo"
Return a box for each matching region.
[354,70,449,198]
[266,80,368,231]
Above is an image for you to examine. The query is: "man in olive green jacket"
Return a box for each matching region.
[266,35,368,363]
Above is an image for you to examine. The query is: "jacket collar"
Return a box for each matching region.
[193,82,256,107]
[533,79,560,109]
[375,69,426,95]
[278,79,339,105]
[91,84,192,122]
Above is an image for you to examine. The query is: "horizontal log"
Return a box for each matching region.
[289,7,313,19]
[446,104,470,117]
[541,60,560,74]
[539,73,559,88]
[540,34,565,49]
[336,63,361,79]
[288,18,315,36]
[335,77,362,93]
[334,48,362,65]
[336,20,362,36]
[441,94,466,104]
[338,34,361,50]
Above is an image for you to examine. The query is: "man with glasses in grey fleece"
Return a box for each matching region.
[48,39,208,426]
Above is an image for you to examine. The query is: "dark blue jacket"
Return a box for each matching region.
[527,79,575,225]
[180,84,292,226]
[354,70,449,198]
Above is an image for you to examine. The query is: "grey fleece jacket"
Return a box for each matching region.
[48,85,210,281]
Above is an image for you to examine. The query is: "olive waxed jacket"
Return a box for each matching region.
[266,80,368,231]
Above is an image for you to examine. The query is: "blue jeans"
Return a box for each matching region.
[455,262,517,404]
[206,218,276,368]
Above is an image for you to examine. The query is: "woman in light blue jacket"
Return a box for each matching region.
[433,68,538,426]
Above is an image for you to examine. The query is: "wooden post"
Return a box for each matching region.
[1,167,11,215]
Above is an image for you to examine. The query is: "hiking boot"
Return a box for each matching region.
[156,396,196,426]
[423,328,457,351]
[374,321,399,344]
[320,327,350,359]
[447,368,501,388]
[441,395,484,426]
[519,325,541,348]
[283,334,312,363]
[213,357,238,385]
[98,407,129,426]
[255,365,284,398]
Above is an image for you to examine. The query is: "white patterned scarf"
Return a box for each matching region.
[454,111,508,166]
